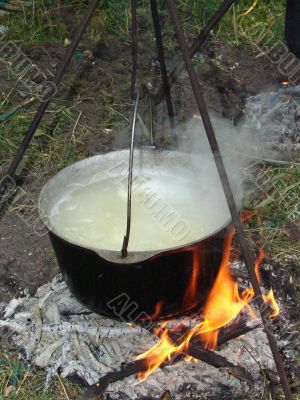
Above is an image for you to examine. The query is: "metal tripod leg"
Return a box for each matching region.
[0,0,99,202]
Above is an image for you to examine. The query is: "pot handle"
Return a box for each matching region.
[121,85,156,258]
[121,90,140,258]
[138,83,155,146]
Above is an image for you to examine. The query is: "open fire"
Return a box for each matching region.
[136,213,280,380]
[0,210,289,400]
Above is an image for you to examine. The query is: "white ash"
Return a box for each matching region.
[0,273,279,399]
[245,84,300,153]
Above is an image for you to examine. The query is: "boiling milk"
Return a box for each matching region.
[49,172,231,252]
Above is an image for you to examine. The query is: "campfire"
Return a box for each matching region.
[135,219,279,382]
[77,212,281,398]
[0,227,284,399]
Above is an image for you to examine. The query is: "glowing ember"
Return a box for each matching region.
[254,247,265,281]
[151,301,164,320]
[135,215,280,380]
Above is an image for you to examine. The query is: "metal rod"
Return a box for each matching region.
[150,0,175,127]
[130,0,138,99]
[121,91,140,258]
[0,0,99,202]
[165,1,292,399]
[141,83,155,146]
[155,0,237,104]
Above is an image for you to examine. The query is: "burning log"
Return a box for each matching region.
[81,339,252,400]
[168,332,253,382]
[218,320,262,346]
[81,359,147,400]
[160,391,172,400]
[162,319,262,349]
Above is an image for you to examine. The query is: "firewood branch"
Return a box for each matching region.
[81,337,253,400]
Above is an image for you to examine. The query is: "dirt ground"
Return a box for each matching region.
[0,32,296,305]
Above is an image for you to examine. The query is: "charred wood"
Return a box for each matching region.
[81,336,253,400]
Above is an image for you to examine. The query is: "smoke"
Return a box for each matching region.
[171,111,261,205]
[171,97,295,203]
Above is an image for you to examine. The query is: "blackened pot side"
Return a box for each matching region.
[49,227,227,321]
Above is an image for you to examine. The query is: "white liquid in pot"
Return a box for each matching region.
[49,172,231,252]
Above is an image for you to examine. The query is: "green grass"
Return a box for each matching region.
[243,161,300,261]
[0,101,88,176]
[0,350,81,399]
[1,0,286,44]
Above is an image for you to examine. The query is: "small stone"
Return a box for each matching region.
[283,221,300,241]
[83,50,95,61]
[0,25,8,35]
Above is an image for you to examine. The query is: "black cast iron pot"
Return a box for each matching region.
[38,149,240,321]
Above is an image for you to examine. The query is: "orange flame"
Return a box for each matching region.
[192,228,253,349]
[263,289,280,318]
[136,329,182,380]
[135,214,280,380]
[183,250,201,309]
[254,247,265,283]
[240,210,257,223]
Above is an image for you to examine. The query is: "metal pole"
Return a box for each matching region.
[150,0,175,126]
[155,0,237,104]
[165,1,292,399]
[130,0,138,99]
[0,0,99,202]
